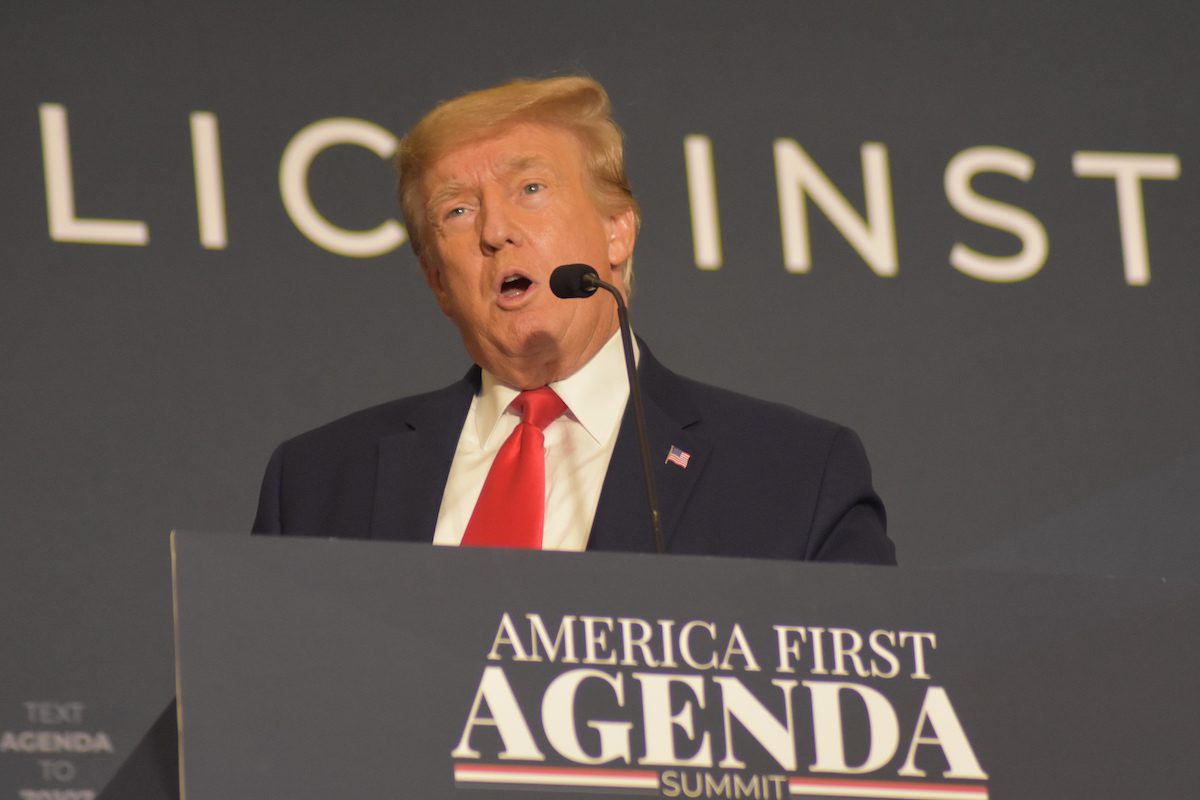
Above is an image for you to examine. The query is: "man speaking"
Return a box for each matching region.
[251,75,895,565]
[99,74,894,800]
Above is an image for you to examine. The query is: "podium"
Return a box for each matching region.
[172,531,1198,799]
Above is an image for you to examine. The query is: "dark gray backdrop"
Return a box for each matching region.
[2,2,1197,795]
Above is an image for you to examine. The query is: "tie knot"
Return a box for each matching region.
[513,387,567,430]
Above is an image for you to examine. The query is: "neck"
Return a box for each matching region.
[491,351,594,390]
[488,323,621,391]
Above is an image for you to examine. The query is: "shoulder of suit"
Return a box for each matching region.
[649,357,844,438]
[276,375,473,456]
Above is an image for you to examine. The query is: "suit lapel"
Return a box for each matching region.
[588,347,711,554]
[369,371,477,543]
[367,350,710,550]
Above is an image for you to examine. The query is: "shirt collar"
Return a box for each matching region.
[475,330,636,447]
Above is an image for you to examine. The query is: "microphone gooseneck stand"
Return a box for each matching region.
[549,263,666,554]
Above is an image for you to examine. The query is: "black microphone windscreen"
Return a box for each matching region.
[550,263,599,298]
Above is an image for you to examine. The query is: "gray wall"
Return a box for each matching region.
[2,2,1196,794]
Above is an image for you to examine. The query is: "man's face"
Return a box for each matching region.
[420,123,636,389]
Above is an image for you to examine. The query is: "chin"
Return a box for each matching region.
[469,326,559,368]
[508,329,563,360]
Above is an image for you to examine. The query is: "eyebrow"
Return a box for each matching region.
[425,154,560,216]
[426,182,467,216]
[497,153,558,178]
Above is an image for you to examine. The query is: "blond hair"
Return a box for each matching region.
[396,76,640,270]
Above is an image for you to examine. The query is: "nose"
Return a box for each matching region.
[479,196,520,254]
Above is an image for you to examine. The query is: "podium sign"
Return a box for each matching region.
[172,532,1198,799]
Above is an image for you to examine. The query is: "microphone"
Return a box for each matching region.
[549,263,599,298]
[549,264,666,554]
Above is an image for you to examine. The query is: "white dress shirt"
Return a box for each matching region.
[432,331,636,550]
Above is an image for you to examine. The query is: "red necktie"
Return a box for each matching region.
[460,387,567,549]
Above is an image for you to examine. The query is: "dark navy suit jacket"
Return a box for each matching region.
[252,345,894,565]
[99,345,893,800]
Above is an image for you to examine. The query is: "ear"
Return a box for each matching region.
[606,206,637,273]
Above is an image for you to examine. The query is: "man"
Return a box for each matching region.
[99,75,892,800]
[251,75,894,564]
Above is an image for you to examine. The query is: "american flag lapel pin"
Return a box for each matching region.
[665,445,691,469]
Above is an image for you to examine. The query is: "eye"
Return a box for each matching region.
[445,206,467,220]
[522,182,545,195]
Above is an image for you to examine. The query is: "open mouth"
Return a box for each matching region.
[500,274,534,297]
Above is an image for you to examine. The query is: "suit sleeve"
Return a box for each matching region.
[251,445,284,535]
[806,426,895,565]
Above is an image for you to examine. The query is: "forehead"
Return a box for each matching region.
[423,123,587,196]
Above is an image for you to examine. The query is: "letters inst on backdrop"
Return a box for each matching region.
[37,104,1179,285]
[449,612,988,799]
